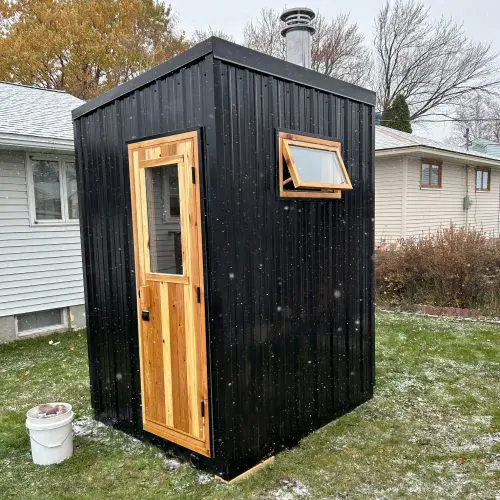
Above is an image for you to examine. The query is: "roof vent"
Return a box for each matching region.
[280,7,316,69]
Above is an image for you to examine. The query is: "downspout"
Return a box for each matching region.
[464,128,470,229]
[401,157,408,238]
[465,164,469,228]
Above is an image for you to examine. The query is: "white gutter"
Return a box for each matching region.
[0,132,75,152]
[376,146,500,168]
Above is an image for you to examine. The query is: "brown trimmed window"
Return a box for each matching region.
[475,168,491,192]
[279,132,352,199]
[420,159,442,188]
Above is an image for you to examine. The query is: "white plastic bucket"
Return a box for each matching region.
[26,403,74,465]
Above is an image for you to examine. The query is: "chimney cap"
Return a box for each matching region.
[280,7,316,36]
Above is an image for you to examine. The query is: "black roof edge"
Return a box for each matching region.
[72,38,214,120]
[72,37,375,120]
[210,37,375,107]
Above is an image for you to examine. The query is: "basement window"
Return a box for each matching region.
[16,308,67,336]
[475,168,491,192]
[279,132,352,199]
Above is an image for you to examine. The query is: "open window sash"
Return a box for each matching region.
[280,133,353,193]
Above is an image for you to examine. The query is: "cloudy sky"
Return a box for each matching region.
[170,0,500,142]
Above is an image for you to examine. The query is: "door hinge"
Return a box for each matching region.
[191,166,196,184]
[196,286,201,303]
[201,400,205,418]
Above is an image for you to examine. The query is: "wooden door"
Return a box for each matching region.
[128,131,210,457]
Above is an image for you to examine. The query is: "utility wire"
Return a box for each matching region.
[416,117,500,123]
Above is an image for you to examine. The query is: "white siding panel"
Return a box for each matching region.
[404,158,466,238]
[375,157,404,243]
[0,150,84,317]
[467,168,500,236]
[380,156,500,239]
[0,260,81,277]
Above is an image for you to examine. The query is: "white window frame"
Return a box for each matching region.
[26,153,79,226]
[15,307,68,337]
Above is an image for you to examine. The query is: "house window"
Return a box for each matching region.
[162,168,181,221]
[421,160,442,188]
[17,308,66,335]
[29,158,79,223]
[279,131,352,199]
[475,168,491,192]
[66,162,79,218]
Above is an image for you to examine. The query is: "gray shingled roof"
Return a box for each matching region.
[0,82,83,141]
[376,125,500,163]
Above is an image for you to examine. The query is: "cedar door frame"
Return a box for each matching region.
[278,131,352,199]
[475,167,491,192]
[127,129,211,458]
[420,158,442,189]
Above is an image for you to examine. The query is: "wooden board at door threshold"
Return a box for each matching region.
[217,456,275,484]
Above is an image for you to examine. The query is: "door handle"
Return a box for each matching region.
[141,310,150,322]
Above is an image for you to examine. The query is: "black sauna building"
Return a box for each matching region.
[73,34,375,479]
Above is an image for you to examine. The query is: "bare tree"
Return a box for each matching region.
[449,95,500,145]
[190,27,234,45]
[243,8,285,60]
[311,13,371,84]
[375,0,499,121]
[244,8,371,86]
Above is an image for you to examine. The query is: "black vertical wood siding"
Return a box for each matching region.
[74,45,374,480]
[203,60,374,477]
[73,56,214,431]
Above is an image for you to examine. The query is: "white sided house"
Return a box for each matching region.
[375,126,500,243]
[0,82,85,341]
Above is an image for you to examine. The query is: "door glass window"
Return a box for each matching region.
[145,165,183,275]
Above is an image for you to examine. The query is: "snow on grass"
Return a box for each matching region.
[72,417,107,438]
[163,457,181,472]
[195,472,213,484]
[1,313,498,499]
[270,479,310,499]
[72,417,157,456]
[448,432,500,453]
[487,456,500,472]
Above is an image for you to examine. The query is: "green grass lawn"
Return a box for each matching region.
[0,312,498,499]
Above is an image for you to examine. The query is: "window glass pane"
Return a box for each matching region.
[421,164,430,185]
[289,146,347,185]
[164,172,180,218]
[32,160,61,219]
[431,165,440,186]
[66,162,79,219]
[482,170,489,190]
[476,170,482,190]
[146,165,183,275]
[18,308,63,333]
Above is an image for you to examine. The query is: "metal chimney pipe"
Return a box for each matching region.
[280,7,316,68]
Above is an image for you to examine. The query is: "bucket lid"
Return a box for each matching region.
[26,402,72,420]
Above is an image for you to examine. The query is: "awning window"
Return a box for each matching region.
[279,132,352,198]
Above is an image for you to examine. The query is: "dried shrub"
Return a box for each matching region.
[376,226,500,314]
